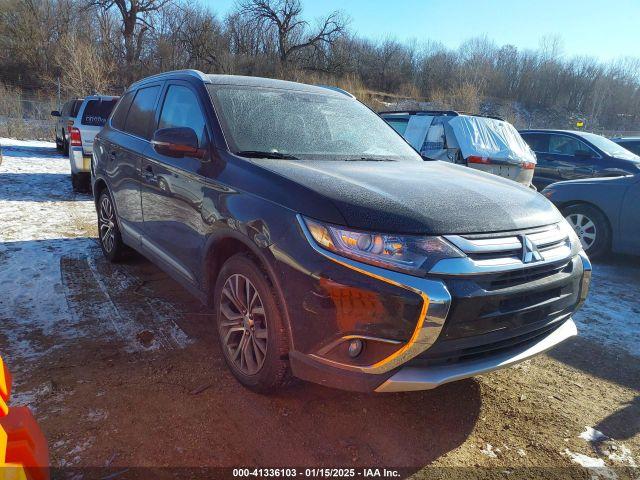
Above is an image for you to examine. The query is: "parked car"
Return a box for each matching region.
[542,174,640,258]
[611,136,640,156]
[380,110,537,187]
[92,70,591,394]
[520,129,640,189]
[67,95,119,191]
[51,98,83,154]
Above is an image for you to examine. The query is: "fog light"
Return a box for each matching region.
[347,339,363,358]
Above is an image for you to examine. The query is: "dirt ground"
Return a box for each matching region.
[0,139,638,479]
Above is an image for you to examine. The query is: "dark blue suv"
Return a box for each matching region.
[520,129,640,189]
[91,70,591,394]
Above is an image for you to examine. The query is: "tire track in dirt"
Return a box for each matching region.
[86,255,191,351]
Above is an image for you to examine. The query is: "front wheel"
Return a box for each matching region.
[214,253,290,393]
[563,204,610,259]
[97,190,126,262]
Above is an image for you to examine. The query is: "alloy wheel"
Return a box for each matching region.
[99,195,116,253]
[219,274,268,375]
[566,213,597,251]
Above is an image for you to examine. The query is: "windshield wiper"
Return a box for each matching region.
[236,150,299,160]
[341,156,395,162]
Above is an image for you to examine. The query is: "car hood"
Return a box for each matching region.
[257,159,562,234]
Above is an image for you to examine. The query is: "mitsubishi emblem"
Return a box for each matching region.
[520,234,543,263]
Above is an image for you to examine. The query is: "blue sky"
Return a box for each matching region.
[198,0,639,61]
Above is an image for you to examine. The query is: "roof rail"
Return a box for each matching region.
[316,84,356,98]
[129,69,210,89]
[379,110,460,116]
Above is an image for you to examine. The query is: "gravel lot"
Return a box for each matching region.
[0,139,638,478]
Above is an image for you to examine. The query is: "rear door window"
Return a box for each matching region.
[620,141,640,156]
[110,92,134,131]
[123,86,161,139]
[521,133,549,153]
[81,98,119,126]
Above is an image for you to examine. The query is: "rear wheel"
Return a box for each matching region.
[214,253,290,393]
[563,204,610,259]
[97,190,126,262]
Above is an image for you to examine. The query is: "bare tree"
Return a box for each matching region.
[238,0,346,65]
[90,0,172,81]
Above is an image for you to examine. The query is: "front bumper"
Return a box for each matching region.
[69,147,91,173]
[375,317,577,392]
[285,218,591,393]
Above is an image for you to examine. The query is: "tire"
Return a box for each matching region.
[55,135,63,151]
[97,190,126,262]
[214,253,290,393]
[63,135,69,155]
[71,173,81,192]
[563,204,611,259]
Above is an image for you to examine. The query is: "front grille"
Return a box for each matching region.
[419,223,582,362]
[481,260,572,291]
[441,223,572,275]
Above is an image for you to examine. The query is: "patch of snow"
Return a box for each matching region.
[573,260,640,358]
[0,138,192,374]
[564,449,618,480]
[579,426,609,443]
[604,444,637,468]
[481,443,498,458]
[85,408,108,422]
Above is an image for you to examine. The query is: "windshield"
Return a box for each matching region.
[208,85,422,162]
[581,132,640,160]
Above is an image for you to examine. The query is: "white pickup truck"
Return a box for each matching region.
[67,95,119,191]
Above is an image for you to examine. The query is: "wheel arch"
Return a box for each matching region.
[202,231,294,349]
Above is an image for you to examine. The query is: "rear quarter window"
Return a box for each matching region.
[81,98,119,126]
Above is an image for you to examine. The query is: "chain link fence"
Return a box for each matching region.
[0,84,58,140]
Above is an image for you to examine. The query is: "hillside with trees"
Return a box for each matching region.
[1,0,639,137]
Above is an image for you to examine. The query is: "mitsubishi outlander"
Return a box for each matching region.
[92,70,591,393]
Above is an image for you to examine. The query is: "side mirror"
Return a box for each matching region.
[575,149,593,158]
[51,110,61,117]
[151,127,205,159]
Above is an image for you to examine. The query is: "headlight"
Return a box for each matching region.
[559,217,582,254]
[301,217,464,276]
